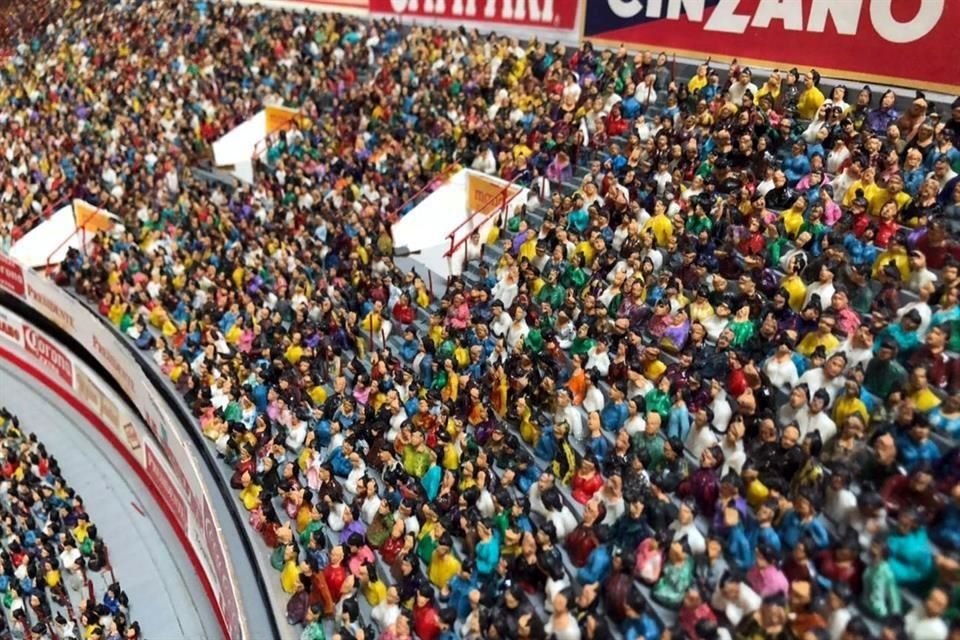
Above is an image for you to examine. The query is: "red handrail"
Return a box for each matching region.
[249,107,307,175]
[44,207,101,273]
[389,163,459,221]
[443,171,528,259]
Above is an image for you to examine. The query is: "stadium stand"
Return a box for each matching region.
[0,1,958,639]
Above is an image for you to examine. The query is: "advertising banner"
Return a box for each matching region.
[24,280,76,332]
[371,0,580,30]
[23,325,74,387]
[74,367,140,459]
[0,253,25,297]
[241,0,367,12]
[0,308,21,345]
[466,171,523,217]
[264,105,302,135]
[583,0,959,94]
[146,442,190,526]
[72,200,117,234]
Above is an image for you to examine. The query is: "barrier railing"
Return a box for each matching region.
[443,169,529,258]
[443,170,529,272]
[43,206,101,274]
[10,196,70,244]
[388,163,459,221]
[249,107,308,173]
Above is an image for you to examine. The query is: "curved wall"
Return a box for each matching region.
[0,254,280,640]
[0,318,220,638]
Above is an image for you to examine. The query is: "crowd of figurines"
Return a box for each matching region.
[0,409,139,639]
[1,0,959,639]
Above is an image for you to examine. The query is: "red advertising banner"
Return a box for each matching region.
[583,0,959,94]
[371,0,580,30]
[23,325,73,386]
[203,497,243,639]
[0,253,25,297]
[285,0,367,8]
[0,309,21,345]
[146,443,189,526]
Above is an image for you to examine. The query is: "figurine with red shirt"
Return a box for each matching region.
[873,200,900,248]
[880,465,946,524]
[412,584,442,640]
[814,534,865,594]
[677,587,718,639]
[322,545,349,604]
[565,497,604,567]
[847,190,871,237]
[678,445,725,519]
[571,455,604,504]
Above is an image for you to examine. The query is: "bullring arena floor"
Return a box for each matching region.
[0,362,221,639]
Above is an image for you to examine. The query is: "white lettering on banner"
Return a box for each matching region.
[186,465,205,537]
[0,254,25,297]
[0,310,21,345]
[203,497,243,639]
[667,0,703,20]
[390,0,556,22]
[25,283,75,330]
[92,335,137,399]
[806,0,860,35]
[202,499,223,587]
[143,391,212,566]
[608,0,643,18]
[870,0,942,44]
[141,387,241,635]
[23,325,74,386]
[751,0,803,31]
[705,0,752,31]
[605,0,944,42]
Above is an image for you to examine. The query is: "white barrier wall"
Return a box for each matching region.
[0,254,246,640]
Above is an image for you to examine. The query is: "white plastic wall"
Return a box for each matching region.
[391,170,467,253]
[212,111,268,169]
[10,204,81,268]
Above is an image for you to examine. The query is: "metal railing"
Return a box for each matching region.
[388,163,459,221]
[10,196,71,244]
[249,107,308,172]
[443,170,529,271]
[43,206,100,273]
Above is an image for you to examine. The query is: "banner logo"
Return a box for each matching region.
[466,172,522,217]
[25,283,75,331]
[0,254,25,297]
[0,311,20,345]
[585,0,956,94]
[373,0,578,28]
[146,444,188,525]
[76,369,101,413]
[123,422,142,451]
[23,326,73,386]
[599,0,942,41]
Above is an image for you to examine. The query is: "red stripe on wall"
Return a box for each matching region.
[0,345,232,640]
